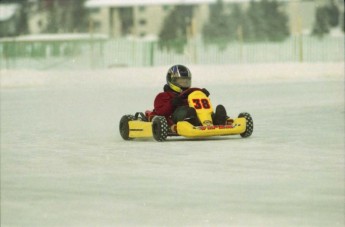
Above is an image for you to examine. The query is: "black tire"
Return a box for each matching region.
[119,115,134,140]
[152,116,168,142]
[238,112,253,138]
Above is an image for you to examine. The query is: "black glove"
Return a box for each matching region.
[201,88,210,97]
[171,96,183,107]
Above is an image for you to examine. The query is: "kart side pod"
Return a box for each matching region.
[176,117,247,138]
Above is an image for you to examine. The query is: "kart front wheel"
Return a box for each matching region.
[152,116,168,142]
[238,112,253,138]
[119,115,134,140]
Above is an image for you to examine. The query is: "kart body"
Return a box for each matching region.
[119,88,253,141]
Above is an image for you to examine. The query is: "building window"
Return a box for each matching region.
[139,19,147,26]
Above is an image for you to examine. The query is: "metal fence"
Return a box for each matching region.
[0,35,343,70]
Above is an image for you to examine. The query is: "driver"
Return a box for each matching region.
[152,64,230,132]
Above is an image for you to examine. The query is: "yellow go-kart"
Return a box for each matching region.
[119,88,253,142]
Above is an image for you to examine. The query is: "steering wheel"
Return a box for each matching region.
[179,87,202,99]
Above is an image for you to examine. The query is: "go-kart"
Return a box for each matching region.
[119,88,253,142]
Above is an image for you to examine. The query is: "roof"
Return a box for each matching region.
[84,0,269,8]
[0,4,19,21]
[85,0,207,7]
[0,33,108,42]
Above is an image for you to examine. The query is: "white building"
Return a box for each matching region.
[85,0,344,39]
[85,0,215,39]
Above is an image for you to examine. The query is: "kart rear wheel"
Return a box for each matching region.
[119,115,134,140]
[152,116,168,142]
[238,112,253,138]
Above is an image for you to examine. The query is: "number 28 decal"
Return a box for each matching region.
[192,99,211,109]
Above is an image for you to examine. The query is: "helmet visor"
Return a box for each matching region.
[172,77,191,88]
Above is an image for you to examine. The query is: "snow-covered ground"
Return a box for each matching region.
[1,63,344,226]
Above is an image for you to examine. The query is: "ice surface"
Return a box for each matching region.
[1,63,344,226]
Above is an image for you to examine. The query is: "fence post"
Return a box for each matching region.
[237,25,243,63]
[299,34,303,62]
[149,41,154,67]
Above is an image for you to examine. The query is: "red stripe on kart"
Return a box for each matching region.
[193,125,235,130]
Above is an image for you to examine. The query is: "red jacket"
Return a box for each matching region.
[153,85,188,125]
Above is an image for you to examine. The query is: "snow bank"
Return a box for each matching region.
[1,62,343,89]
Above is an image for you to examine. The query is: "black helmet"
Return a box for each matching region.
[166,65,192,93]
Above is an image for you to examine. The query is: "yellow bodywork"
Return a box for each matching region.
[176,118,246,138]
[187,90,214,126]
[128,121,153,138]
[127,117,246,138]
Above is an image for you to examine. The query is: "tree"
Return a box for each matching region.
[326,0,339,27]
[202,0,289,45]
[261,0,289,41]
[312,6,330,38]
[158,5,194,53]
[202,0,233,50]
[43,0,88,33]
[312,1,341,38]
[69,0,89,32]
[119,7,133,36]
[228,4,246,42]
[18,0,29,35]
[245,1,266,42]
[245,0,289,42]
[341,13,345,33]
[44,0,59,33]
